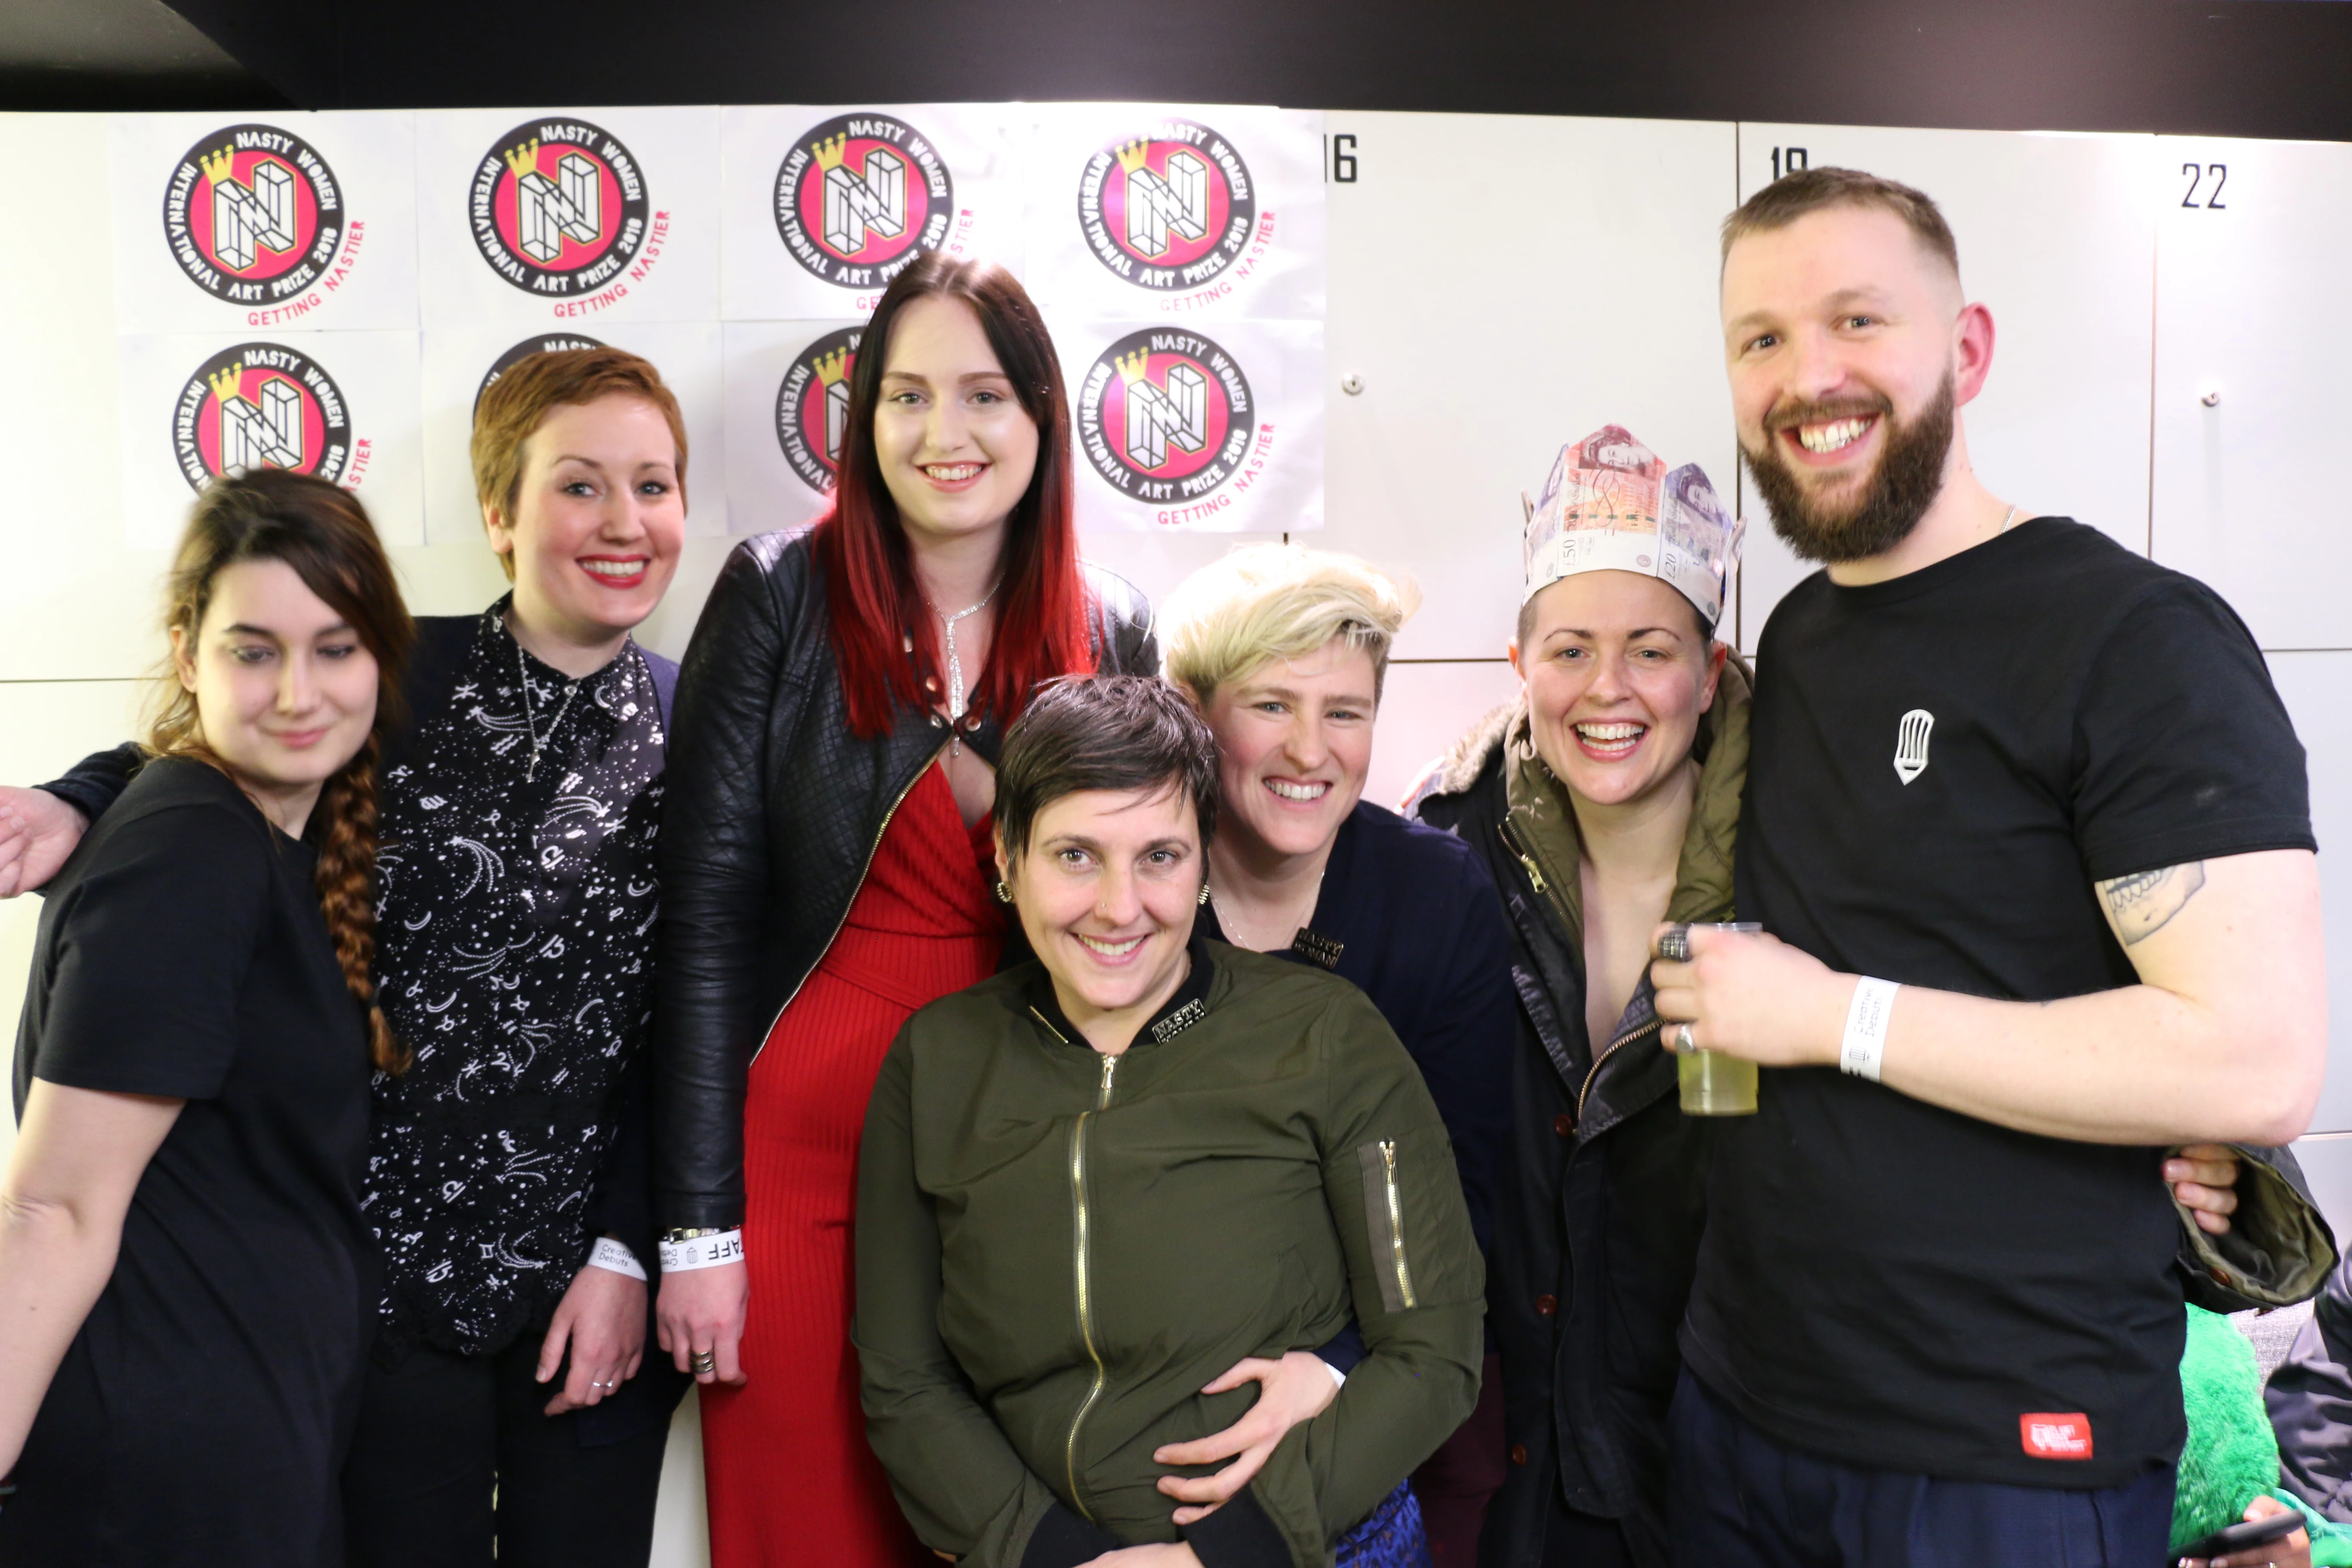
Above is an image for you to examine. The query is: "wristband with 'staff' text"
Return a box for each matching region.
[1841,977,1901,1082]
[658,1229,745,1274]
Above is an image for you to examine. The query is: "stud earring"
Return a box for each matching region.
[1197,882,1213,906]
[994,880,1014,905]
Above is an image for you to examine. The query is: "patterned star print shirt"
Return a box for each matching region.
[368,600,665,1359]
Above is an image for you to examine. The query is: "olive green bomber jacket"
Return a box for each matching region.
[854,941,1485,1568]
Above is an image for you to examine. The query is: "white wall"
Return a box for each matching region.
[6,108,2352,1567]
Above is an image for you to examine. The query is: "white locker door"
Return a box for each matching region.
[1732,128,2159,652]
[2151,137,2352,652]
[1323,113,1737,663]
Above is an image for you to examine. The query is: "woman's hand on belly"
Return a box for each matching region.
[1150,1350,1340,1524]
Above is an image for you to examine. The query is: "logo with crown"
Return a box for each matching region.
[1075,328,1258,502]
[171,341,352,492]
[1077,117,1257,291]
[774,112,956,286]
[775,325,867,493]
[467,116,650,298]
[163,122,343,303]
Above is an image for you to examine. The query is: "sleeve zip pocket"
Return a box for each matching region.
[1357,1139,1418,1313]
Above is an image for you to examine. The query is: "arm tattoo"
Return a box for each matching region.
[2098,861,2208,946]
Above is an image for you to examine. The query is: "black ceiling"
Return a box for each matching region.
[4,0,2348,144]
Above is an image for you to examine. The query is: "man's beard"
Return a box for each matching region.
[1742,374,1956,564]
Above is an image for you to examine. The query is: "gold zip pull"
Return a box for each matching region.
[1378,1140,1417,1309]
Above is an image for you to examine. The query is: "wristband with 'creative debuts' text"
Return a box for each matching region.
[587,1236,647,1281]
[658,1229,745,1274]
[1841,977,1902,1082]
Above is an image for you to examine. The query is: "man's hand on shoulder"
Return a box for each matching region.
[0,787,89,898]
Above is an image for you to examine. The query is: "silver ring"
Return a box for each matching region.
[1674,1023,1695,1053]
[591,1379,615,1390]
[691,1350,717,1374]
[1657,927,1692,963]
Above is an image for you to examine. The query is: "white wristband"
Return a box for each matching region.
[658,1230,745,1274]
[587,1236,647,1281]
[1323,1360,1348,1390]
[1841,977,1901,1081]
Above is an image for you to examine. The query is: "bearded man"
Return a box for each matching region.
[1651,168,2328,1566]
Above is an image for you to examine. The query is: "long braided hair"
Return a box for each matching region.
[150,469,416,1072]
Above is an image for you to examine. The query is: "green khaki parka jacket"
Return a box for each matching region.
[853,938,1485,1568]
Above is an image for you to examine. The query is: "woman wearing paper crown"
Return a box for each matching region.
[647,254,1156,1567]
[1396,426,2265,1568]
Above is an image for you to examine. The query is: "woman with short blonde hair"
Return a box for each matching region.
[1149,543,1515,1568]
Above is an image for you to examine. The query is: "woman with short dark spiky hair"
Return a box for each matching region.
[854,674,1484,1568]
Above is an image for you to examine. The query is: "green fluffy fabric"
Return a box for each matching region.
[2174,1305,2284,1552]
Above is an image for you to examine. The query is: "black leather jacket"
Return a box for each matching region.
[651,530,1157,1231]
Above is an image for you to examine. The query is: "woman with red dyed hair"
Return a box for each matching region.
[651,253,1156,1566]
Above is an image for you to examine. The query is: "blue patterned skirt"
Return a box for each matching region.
[1335,1481,1432,1568]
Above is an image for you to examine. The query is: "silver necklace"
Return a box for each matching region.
[514,637,579,783]
[932,581,999,721]
[1207,870,1325,953]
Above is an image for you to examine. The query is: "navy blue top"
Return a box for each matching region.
[1198,799,1513,1257]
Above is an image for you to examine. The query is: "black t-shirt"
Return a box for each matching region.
[5,758,374,1564]
[1681,519,2315,1489]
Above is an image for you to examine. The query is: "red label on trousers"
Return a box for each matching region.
[2020,1413,2095,1459]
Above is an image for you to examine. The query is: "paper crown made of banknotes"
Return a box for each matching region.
[1522,425,1745,627]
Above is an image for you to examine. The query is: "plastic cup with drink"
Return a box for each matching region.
[1654,922,1762,1116]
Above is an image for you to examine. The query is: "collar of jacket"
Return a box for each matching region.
[1494,654,1752,954]
[1022,928,1219,1052]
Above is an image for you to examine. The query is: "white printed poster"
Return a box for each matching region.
[413,107,720,329]
[720,104,1024,321]
[721,319,862,535]
[110,110,420,334]
[1021,104,1326,321]
[115,329,425,548]
[417,323,729,545]
[1063,317,1323,533]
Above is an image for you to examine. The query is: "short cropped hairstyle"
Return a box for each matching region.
[996,675,1221,860]
[471,347,689,579]
[1158,544,1421,707]
[1721,166,1961,286]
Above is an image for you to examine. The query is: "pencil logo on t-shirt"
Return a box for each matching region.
[2020,1412,2094,1459]
[1893,708,1934,785]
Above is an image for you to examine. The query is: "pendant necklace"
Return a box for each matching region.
[929,580,999,757]
[514,636,579,783]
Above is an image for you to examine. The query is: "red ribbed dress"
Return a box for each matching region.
[701,763,1002,1567]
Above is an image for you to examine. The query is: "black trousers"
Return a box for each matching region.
[341,1338,671,1568]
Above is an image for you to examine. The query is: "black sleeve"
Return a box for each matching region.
[33,800,266,1101]
[1180,1486,1292,1568]
[37,743,144,826]
[2073,582,2315,882]
[652,540,796,1231]
[579,1049,657,1267]
[1017,1506,1123,1568]
[1399,847,1516,1256]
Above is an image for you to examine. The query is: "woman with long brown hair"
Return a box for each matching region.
[0,470,410,1563]
[651,252,1157,1565]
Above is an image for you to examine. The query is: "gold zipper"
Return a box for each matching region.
[1378,1139,1417,1309]
[1063,1052,1119,1519]
[1577,1016,1660,1125]
[749,742,948,1065]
